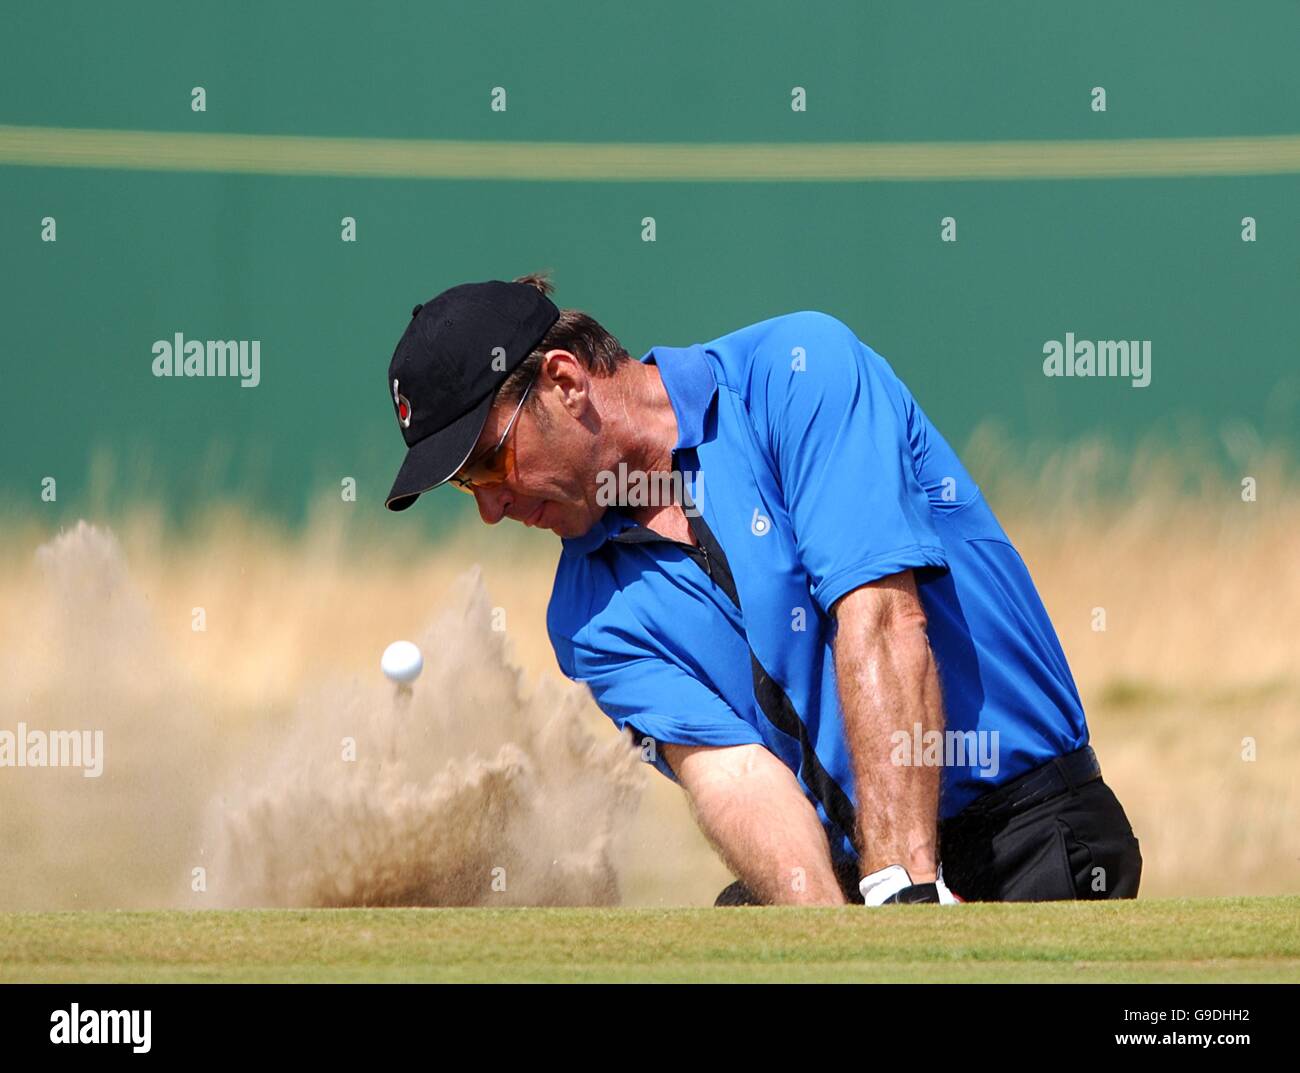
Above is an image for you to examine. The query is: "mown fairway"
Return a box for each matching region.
[2,897,1297,983]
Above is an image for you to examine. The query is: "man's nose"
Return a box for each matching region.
[473,484,511,525]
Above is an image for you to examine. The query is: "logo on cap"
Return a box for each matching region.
[392,378,412,428]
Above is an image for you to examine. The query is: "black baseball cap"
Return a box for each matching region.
[384,279,560,511]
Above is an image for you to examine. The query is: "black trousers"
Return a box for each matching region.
[714,746,1143,905]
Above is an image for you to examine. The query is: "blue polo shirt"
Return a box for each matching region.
[547,310,1088,868]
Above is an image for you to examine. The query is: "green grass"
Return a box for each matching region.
[2,897,1297,983]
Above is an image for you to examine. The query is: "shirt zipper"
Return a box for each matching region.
[611,525,711,577]
[695,538,711,576]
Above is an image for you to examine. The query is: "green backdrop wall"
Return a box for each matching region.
[3,1,1297,533]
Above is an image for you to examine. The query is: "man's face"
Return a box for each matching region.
[457,350,610,539]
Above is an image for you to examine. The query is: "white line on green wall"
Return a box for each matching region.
[3,124,1300,181]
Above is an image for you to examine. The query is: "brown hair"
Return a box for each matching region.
[498,270,633,407]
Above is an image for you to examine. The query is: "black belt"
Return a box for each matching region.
[953,745,1101,823]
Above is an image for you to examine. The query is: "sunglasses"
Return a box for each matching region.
[447,369,538,494]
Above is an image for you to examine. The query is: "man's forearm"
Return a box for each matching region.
[662,742,848,905]
[834,613,945,881]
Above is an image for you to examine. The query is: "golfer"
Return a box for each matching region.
[383,274,1143,905]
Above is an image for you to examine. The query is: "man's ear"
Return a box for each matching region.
[540,348,590,418]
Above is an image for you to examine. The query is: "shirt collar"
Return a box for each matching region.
[562,506,637,556]
[644,343,718,450]
[561,344,718,556]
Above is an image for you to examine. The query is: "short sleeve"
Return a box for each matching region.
[551,630,763,784]
[749,312,948,614]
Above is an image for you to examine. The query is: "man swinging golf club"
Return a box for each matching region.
[382,273,1143,906]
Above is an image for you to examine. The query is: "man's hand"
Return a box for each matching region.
[661,742,849,905]
[859,864,962,905]
[832,571,945,882]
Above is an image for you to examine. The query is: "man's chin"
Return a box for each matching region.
[550,505,606,540]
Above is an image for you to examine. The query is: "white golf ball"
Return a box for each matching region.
[381,640,423,683]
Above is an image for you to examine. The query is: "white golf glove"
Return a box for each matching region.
[859,864,962,905]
